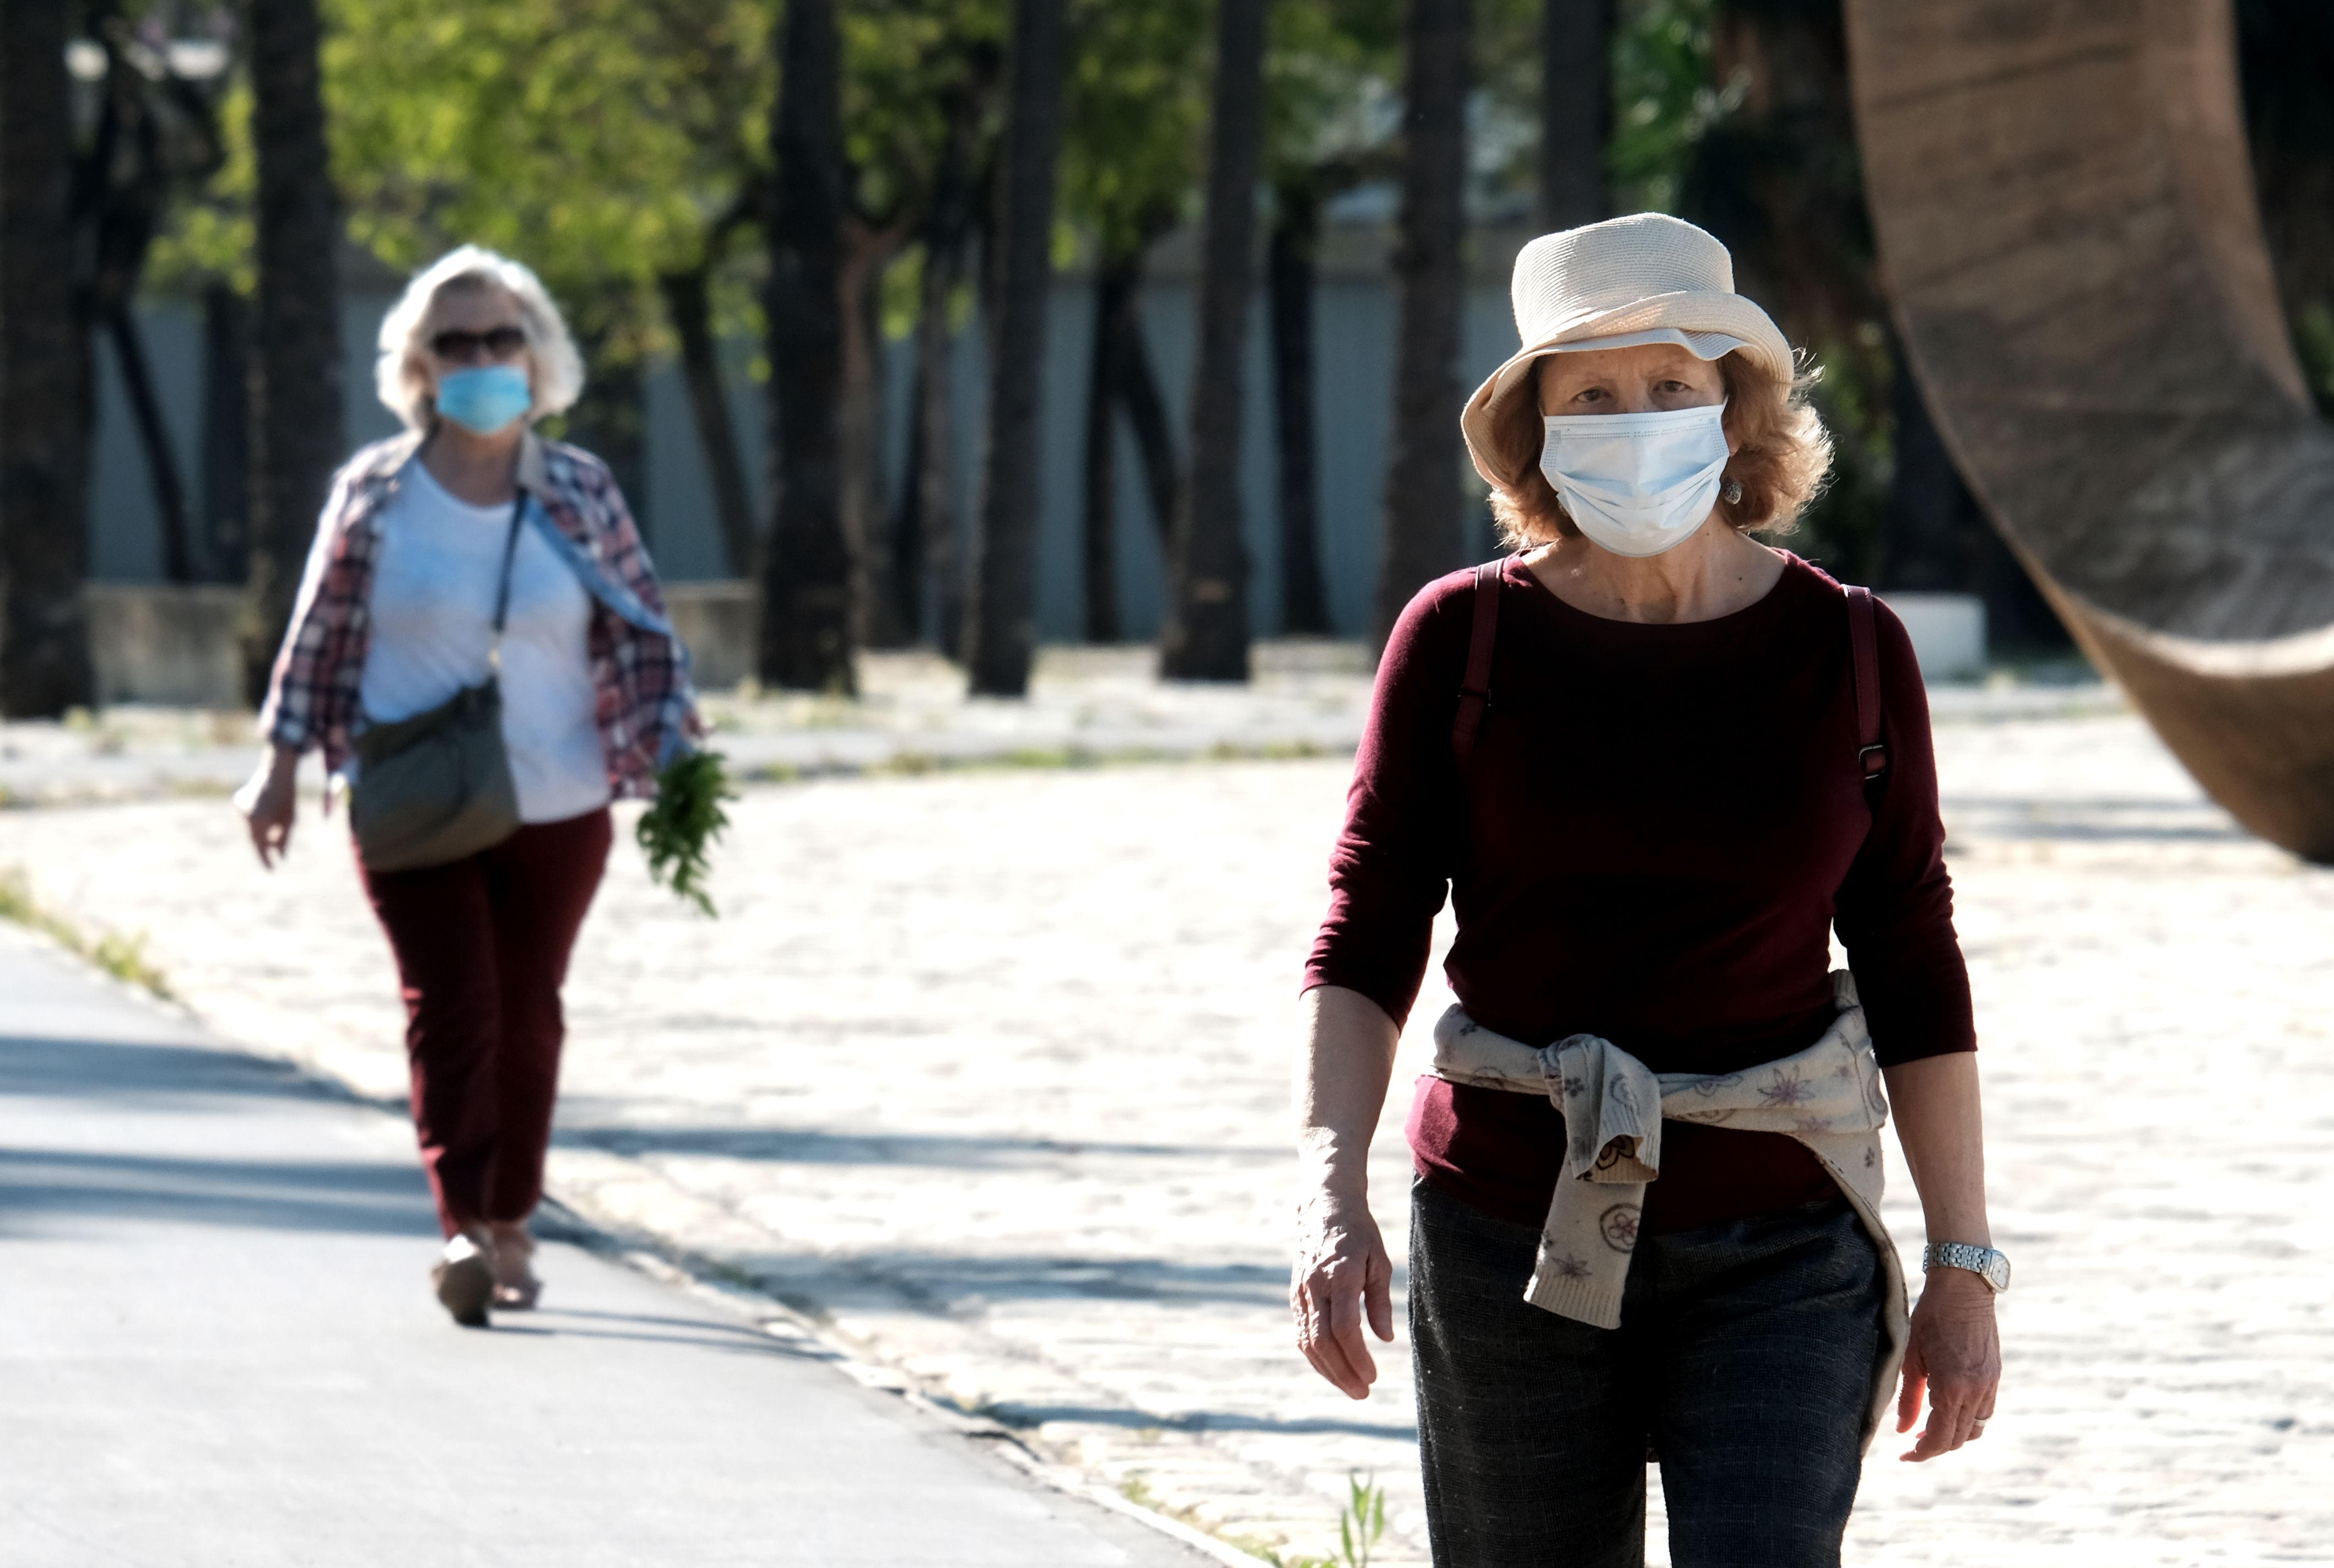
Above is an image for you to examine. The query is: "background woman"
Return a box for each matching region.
[237,246,701,1328]
[1291,214,2004,1566]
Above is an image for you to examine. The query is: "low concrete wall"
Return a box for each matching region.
[75,582,1994,712]
[87,583,247,709]
[663,581,757,691]
[1881,592,1988,681]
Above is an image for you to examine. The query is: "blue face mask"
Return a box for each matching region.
[435,365,532,435]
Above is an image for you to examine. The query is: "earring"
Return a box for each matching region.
[1722,478,1744,506]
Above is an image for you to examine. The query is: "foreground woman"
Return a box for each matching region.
[1293,214,2004,1566]
[238,246,701,1327]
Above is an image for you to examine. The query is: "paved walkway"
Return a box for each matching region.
[0,926,1218,1568]
[3,693,2332,1563]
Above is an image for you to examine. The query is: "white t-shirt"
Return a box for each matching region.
[358,461,612,824]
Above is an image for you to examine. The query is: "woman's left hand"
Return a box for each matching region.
[1896,1268,2001,1461]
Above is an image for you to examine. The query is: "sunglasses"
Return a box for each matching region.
[429,325,527,360]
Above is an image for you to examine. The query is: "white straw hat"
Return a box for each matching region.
[1460,213,1794,488]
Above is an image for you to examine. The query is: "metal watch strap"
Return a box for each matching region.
[1922,1241,2011,1293]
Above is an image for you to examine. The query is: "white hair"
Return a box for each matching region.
[374,245,586,432]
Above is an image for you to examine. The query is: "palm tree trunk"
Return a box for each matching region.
[763,0,855,694]
[1079,256,1131,643]
[894,240,959,648]
[0,0,95,716]
[888,88,982,650]
[1160,0,1267,682]
[964,0,1068,695]
[245,0,346,705]
[660,266,757,577]
[1270,180,1331,635]
[1538,0,1614,230]
[201,283,250,583]
[842,224,906,648]
[1113,300,1179,548]
[1373,0,1473,644]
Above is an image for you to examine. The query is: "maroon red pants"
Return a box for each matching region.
[356,809,612,1236]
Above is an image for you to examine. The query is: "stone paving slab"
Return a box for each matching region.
[1,705,2330,1562]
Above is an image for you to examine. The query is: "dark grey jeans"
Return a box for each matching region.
[1409,1179,1885,1568]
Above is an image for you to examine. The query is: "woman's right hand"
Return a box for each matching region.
[1292,1186,1395,1400]
[234,747,300,869]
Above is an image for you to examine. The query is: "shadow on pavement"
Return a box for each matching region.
[0,1034,348,1103]
[0,1146,437,1238]
[987,1401,1418,1442]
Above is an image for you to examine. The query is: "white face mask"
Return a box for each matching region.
[1539,402,1731,559]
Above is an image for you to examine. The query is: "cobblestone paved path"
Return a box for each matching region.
[3,701,2331,1564]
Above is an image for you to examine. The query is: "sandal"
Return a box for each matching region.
[489,1223,542,1311]
[430,1232,494,1327]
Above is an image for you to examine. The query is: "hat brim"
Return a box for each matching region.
[1460,290,1795,489]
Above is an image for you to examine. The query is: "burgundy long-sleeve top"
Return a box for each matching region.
[1304,553,1975,1235]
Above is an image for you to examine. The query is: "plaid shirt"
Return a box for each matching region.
[258,430,704,799]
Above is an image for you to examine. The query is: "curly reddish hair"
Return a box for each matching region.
[1482,352,1833,551]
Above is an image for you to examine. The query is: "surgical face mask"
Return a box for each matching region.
[435,364,532,436]
[1539,401,1731,559]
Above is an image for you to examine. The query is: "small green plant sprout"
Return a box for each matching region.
[636,749,736,917]
[1336,1473,1386,1568]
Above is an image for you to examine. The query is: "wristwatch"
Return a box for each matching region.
[1922,1241,2011,1294]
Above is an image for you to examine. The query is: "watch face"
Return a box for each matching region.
[1984,1252,2011,1293]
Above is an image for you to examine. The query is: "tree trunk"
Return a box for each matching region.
[842,224,905,648]
[660,267,757,578]
[0,0,95,716]
[201,283,250,584]
[888,88,982,651]
[1538,0,1614,230]
[1160,0,1267,682]
[245,0,345,706]
[1877,335,1969,595]
[1113,299,1179,548]
[963,0,1068,695]
[895,240,959,648]
[1080,257,1130,642]
[1270,181,1332,635]
[107,307,198,585]
[762,0,855,694]
[1373,0,1473,645]
[563,319,649,537]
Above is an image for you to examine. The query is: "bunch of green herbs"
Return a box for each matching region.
[636,750,734,917]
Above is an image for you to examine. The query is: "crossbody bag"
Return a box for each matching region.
[350,493,528,873]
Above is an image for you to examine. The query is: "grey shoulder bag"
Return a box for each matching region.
[351,494,527,873]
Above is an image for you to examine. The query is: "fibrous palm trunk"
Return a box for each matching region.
[0,0,95,716]
[763,0,855,694]
[1161,0,1267,682]
[963,0,1068,696]
[245,0,345,705]
[1373,0,1473,645]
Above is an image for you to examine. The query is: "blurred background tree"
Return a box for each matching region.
[23,0,2334,710]
[1262,0,1401,637]
[1059,0,1207,644]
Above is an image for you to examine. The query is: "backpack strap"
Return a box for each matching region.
[1452,559,1504,771]
[1845,584,1888,786]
